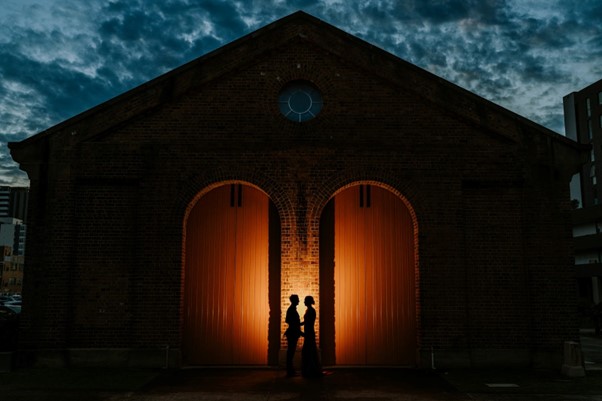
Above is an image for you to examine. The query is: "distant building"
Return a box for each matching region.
[564,79,602,305]
[0,218,26,256]
[0,246,23,295]
[0,186,28,221]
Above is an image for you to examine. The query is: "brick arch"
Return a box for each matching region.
[174,170,295,228]
[309,174,422,231]
[313,174,422,366]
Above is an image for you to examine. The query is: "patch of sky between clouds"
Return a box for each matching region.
[3,80,35,96]
[0,0,45,20]
[1,0,89,36]
[506,0,566,20]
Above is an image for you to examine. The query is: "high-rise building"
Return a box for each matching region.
[0,188,8,217]
[564,79,602,305]
[0,186,29,221]
[0,218,26,256]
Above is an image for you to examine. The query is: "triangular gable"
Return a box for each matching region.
[9,11,583,155]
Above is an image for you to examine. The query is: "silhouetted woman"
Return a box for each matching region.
[301,295,323,378]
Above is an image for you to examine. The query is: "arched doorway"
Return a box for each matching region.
[320,184,417,366]
[182,183,280,365]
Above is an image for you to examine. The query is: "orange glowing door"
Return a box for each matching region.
[334,185,416,365]
[184,184,269,365]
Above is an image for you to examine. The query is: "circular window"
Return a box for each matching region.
[278,81,323,122]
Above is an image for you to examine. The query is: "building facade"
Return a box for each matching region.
[564,79,602,306]
[9,12,586,369]
[0,246,24,295]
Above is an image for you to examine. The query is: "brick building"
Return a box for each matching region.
[0,246,24,295]
[564,79,602,306]
[8,12,587,368]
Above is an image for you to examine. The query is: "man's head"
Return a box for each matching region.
[290,294,299,305]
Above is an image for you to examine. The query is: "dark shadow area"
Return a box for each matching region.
[268,201,282,366]
[319,199,335,365]
[4,364,602,400]
[0,305,19,351]
[139,368,464,399]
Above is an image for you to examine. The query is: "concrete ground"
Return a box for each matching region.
[1,332,602,401]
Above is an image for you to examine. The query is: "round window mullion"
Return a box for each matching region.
[278,81,323,122]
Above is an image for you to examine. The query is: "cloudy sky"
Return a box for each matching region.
[1,0,601,186]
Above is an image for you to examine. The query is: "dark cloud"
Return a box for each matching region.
[391,0,510,25]
[415,1,471,23]
[0,148,28,186]
[94,0,254,85]
[199,0,249,36]
[289,0,321,8]
[0,43,117,125]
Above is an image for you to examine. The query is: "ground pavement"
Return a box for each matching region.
[1,332,602,401]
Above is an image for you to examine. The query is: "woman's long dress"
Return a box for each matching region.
[302,306,322,378]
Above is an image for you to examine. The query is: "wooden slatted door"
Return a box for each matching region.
[183,184,269,365]
[334,185,416,365]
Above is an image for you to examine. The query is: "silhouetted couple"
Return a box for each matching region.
[285,294,323,378]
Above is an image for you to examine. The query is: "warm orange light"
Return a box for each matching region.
[334,185,416,365]
[183,184,269,365]
[282,266,321,344]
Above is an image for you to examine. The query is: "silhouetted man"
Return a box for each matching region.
[285,294,303,377]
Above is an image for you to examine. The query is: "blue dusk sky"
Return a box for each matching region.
[1,0,601,186]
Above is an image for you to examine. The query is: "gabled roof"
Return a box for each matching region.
[9,11,583,155]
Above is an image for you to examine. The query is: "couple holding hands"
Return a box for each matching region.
[284,294,322,378]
